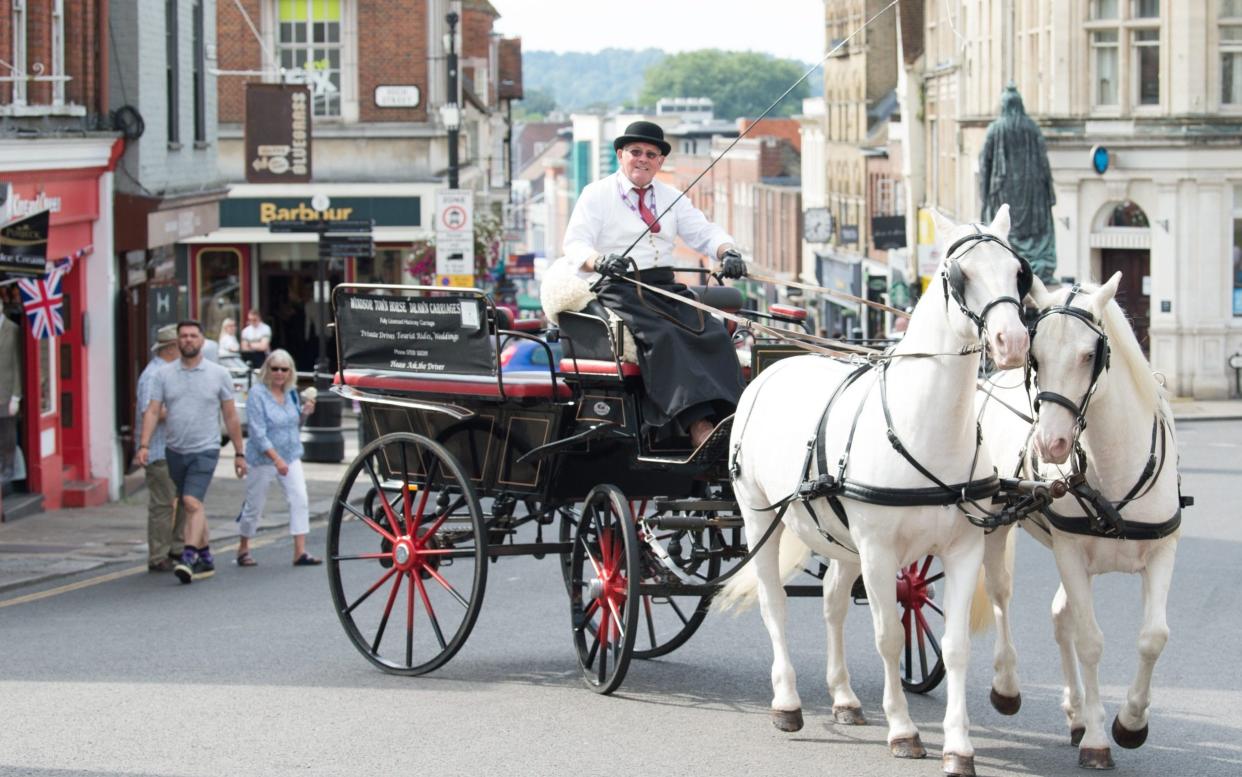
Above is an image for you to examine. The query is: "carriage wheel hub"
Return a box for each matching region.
[393,538,415,570]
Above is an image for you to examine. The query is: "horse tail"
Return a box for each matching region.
[713,524,811,614]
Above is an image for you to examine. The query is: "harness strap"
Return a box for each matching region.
[1039,507,1182,541]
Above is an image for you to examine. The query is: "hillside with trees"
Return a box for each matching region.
[518,49,821,120]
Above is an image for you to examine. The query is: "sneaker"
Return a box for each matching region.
[174,559,194,584]
[148,558,176,573]
[192,556,215,580]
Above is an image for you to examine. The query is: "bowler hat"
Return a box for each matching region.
[150,323,178,352]
[613,120,671,157]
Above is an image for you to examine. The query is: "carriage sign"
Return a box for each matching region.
[335,289,493,376]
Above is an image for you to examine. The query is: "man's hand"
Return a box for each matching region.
[593,253,630,279]
[234,455,248,479]
[719,249,747,279]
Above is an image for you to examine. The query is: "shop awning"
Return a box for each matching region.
[182,226,433,245]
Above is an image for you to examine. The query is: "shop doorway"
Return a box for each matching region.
[1100,248,1151,354]
[257,246,345,372]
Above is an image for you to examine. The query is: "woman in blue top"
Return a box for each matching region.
[236,349,319,566]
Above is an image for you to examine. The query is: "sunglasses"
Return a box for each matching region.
[625,147,663,160]
[269,366,291,372]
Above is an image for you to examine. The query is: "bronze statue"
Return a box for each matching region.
[979,85,1058,284]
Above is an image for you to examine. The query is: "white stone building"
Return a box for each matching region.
[911,0,1242,398]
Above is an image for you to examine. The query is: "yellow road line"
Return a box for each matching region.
[0,535,282,610]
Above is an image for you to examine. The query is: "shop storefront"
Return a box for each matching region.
[184,185,435,371]
[815,252,862,340]
[1,138,122,516]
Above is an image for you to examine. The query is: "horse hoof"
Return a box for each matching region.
[1070,726,1086,747]
[1078,747,1116,770]
[1111,716,1148,749]
[832,705,866,726]
[943,753,976,777]
[770,708,804,732]
[990,687,1022,716]
[890,734,927,759]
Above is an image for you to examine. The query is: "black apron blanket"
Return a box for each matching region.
[595,267,744,436]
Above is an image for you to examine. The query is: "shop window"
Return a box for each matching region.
[1223,0,1242,105]
[356,249,408,285]
[1233,186,1242,316]
[278,0,343,118]
[196,249,242,344]
[193,0,207,143]
[1132,29,1160,106]
[166,0,180,143]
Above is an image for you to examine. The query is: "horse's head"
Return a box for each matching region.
[1026,273,1120,464]
[930,205,1031,368]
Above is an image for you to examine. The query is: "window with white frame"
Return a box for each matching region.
[277,0,343,118]
[1223,0,1242,105]
[1086,0,1161,111]
[6,0,69,109]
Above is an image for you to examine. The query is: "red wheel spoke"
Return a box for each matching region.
[414,573,448,651]
[341,499,396,543]
[363,459,401,535]
[424,564,470,609]
[914,608,942,660]
[585,621,601,667]
[581,540,604,580]
[370,569,404,654]
[345,567,398,614]
[398,442,413,537]
[582,597,600,621]
[598,613,609,683]
[916,607,930,680]
[606,597,626,643]
[924,598,944,617]
[411,485,431,536]
[406,571,416,667]
[920,555,934,579]
[643,596,657,649]
[333,552,391,561]
[917,571,944,588]
[416,495,468,543]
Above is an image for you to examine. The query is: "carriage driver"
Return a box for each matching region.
[549,120,747,449]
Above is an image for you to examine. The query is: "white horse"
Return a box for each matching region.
[717,206,1029,777]
[977,274,1183,770]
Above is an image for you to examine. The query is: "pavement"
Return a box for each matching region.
[0,400,1239,597]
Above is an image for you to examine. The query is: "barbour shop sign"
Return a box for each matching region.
[221,197,422,229]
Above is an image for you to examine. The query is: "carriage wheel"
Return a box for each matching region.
[632,513,723,660]
[897,554,946,694]
[327,432,487,676]
[569,485,639,694]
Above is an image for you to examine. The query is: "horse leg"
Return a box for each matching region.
[1113,538,1178,749]
[1051,583,1087,746]
[746,517,803,732]
[859,544,924,759]
[983,525,1021,714]
[1053,547,1113,769]
[939,536,985,776]
[823,557,866,725]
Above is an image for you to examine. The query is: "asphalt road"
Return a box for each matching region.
[1,420,1239,777]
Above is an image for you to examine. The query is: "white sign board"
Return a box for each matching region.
[435,190,474,277]
[374,85,421,108]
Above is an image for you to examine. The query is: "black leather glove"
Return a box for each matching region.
[719,249,747,279]
[593,253,630,278]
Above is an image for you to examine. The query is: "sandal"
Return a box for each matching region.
[293,553,322,566]
[236,552,257,567]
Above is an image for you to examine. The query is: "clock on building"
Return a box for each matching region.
[803,207,834,243]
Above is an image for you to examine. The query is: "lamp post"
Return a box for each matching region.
[445,11,460,189]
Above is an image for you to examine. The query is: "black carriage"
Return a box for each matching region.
[325,282,946,694]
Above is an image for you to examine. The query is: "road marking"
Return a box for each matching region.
[0,535,281,610]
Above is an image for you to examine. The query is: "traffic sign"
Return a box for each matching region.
[435,190,474,278]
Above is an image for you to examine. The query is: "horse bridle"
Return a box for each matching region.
[1026,284,1111,432]
[941,227,1034,335]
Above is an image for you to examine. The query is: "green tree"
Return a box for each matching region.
[513,88,558,121]
[638,50,810,120]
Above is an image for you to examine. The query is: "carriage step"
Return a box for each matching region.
[637,415,734,467]
[653,499,737,513]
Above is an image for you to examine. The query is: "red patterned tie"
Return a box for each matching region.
[633,187,661,233]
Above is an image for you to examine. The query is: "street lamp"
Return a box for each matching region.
[445,11,460,189]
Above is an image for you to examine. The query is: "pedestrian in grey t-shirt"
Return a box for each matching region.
[136,320,247,585]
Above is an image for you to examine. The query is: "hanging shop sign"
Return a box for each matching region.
[0,210,50,276]
[244,83,312,184]
[871,215,907,250]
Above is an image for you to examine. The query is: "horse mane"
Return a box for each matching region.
[1053,282,1163,417]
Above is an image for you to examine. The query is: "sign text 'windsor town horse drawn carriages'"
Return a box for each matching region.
[324,276,953,696]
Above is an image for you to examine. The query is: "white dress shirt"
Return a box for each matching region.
[554,171,734,279]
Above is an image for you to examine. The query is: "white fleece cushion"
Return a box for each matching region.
[540,262,638,363]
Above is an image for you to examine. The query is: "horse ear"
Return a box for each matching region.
[1028,275,1051,307]
[929,208,956,246]
[989,204,1011,239]
[1096,271,1122,310]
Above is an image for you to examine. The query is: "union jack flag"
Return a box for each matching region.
[17,268,65,340]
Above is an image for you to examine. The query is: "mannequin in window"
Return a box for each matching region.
[0,314,22,482]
